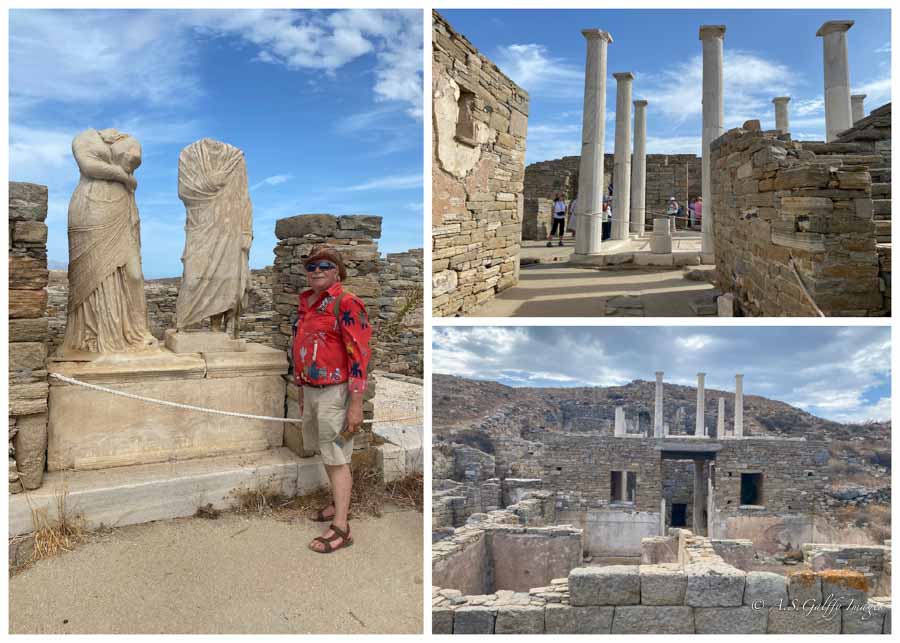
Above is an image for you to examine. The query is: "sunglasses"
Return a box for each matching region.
[305,261,337,273]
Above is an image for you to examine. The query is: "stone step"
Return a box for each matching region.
[8,447,327,537]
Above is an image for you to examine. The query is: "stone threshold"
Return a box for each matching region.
[9,447,328,537]
[569,249,713,269]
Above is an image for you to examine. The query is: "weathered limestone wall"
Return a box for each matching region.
[523,153,702,236]
[803,543,891,596]
[432,10,529,316]
[434,528,891,634]
[9,182,50,492]
[373,249,423,377]
[433,527,490,595]
[522,198,553,240]
[710,108,890,316]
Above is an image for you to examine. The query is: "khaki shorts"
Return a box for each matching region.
[302,383,353,466]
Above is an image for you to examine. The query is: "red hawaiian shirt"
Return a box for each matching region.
[292,282,371,393]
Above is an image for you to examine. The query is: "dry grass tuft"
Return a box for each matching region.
[29,488,87,562]
[229,475,291,516]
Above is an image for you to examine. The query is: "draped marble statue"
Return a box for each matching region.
[175,138,253,337]
[61,128,158,355]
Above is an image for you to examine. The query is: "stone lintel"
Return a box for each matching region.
[699,25,726,40]
[581,28,613,43]
[816,20,854,37]
[613,71,635,81]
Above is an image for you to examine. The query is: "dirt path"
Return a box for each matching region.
[10,508,423,634]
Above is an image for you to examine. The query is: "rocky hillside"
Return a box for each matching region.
[433,374,891,466]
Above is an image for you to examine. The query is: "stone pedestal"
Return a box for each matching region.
[851,93,866,124]
[816,20,854,142]
[700,25,726,256]
[630,100,648,234]
[164,329,247,353]
[650,218,673,254]
[574,29,613,257]
[612,72,634,240]
[47,344,287,471]
[772,97,790,133]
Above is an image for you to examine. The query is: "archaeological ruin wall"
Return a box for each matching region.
[9,182,50,493]
[522,154,702,240]
[432,10,529,316]
[710,105,890,317]
[434,526,891,634]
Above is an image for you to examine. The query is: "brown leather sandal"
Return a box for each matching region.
[309,505,335,522]
[309,523,353,554]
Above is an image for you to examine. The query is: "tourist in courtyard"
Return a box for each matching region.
[666,196,680,228]
[547,193,567,247]
[567,196,577,238]
[688,198,697,228]
[694,196,703,228]
[292,246,372,553]
[602,195,612,240]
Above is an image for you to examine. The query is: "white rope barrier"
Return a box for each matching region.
[48,373,422,425]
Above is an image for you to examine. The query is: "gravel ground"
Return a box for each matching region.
[10,508,423,634]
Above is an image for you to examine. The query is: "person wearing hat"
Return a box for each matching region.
[292,245,372,553]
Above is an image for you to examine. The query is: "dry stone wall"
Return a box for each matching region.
[432,10,529,316]
[522,153,702,239]
[9,182,50,493]
[710,109,890,316]
[433,528,891,634]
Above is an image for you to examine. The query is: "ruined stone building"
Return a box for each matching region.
[432,373,891,634]
[432,11,529,316]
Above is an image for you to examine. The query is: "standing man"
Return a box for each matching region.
[292,245,372,554]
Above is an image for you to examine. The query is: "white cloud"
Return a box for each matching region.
[874,42,890,54]
[645,135,701,155]
[676,334,715,351]
[250,174,292,191]
[852,77,891,108]
[10,10,200,108]
[341,173,422,191]
[639,50,794,125]
[525,122,581,163]
[190,9,422,117]
[494,43,583,99]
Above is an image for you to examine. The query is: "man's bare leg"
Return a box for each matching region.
[310,463,352,551]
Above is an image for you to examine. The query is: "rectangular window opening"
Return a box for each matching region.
[740,472,764,506]
[455,89,478,146]
[671,503,687,527]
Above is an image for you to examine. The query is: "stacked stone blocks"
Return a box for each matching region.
[9,182,50,492]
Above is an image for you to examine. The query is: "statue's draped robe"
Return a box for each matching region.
[62,130,153,353]
[176,139,252,329]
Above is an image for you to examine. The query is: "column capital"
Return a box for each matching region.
[633,99,648,107]
[817,20,854,37]
[582,28,613,43]
[772,96,791,104]
[851,93,867,100]
[613,71,635,82]
[655,371,664,378]
[699,25,726,41]
[735,373,744,380]
[697,372,706,377]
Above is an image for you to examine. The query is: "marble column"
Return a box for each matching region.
[574,29,614,257]
[734,374,744,438]
[700,25,726,256]
[816,20,854,142]
[630,99,648,234]
[851,93,866,123]
[660,498,667,535]
[614,406,626,436]
[695,373,706,437]
[717,397,725,438]
[612,72,634,240]
[772,96,791,133]
[654,371,664,437]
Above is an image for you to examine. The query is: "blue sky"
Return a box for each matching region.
[10,9,423,278]
[433,326,891,424]
[441,9,891,164]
